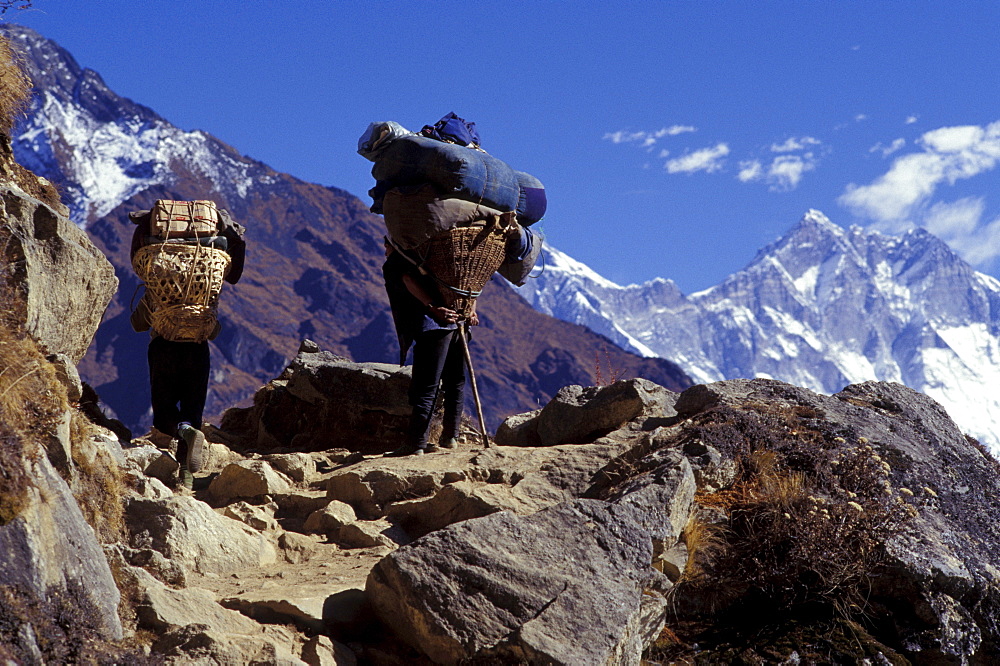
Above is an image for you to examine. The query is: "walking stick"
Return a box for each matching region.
[457,322,491,448]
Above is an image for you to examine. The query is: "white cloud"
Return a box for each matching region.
[840,120,1000,266]
[840,121,1000,223]
[924,198,1000,265]
[660,125,697,137]
[921,125,995,153]
[905,115,918,125]
[770,136,821,153]
[666,143,730,174]
[738,159,763,183]
[855,114,868,122]
[869,138,906,157]
[604,130,649,144]
[767,154,816,191]
[603,125,697,148]
[737,153,817,191]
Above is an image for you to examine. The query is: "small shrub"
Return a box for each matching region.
[594,344,626,386]
[0,582,160,665]
[658,403,917,660]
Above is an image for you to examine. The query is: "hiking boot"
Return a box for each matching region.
[178,423,206,473]
[178,466,194,491]
[384,443,425,457]
[439,437,459,449]
[423,443,441,454]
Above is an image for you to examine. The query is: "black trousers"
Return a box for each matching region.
[148,336,210,457]
[407,328,466,447]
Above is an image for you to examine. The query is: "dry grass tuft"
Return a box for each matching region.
[0,34,30,134]
[0,35,62,208]
[0,292,62,524]
[677,513,727,584]
[70,410,127,544]
[653,402,918,662]
[0,581,160,664]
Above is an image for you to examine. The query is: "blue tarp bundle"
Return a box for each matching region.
[369,134,520,215]
[359,118,546,226]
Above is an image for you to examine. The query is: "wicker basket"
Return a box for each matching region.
[133,242,231,343]
[420,215,511,318]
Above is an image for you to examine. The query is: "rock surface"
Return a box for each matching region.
[208,459,293,501]
[125,495,278,581]
[221,347,414,454]
[0,448,123,641]
[657,378,1000,663]
[367,499,670,665]
[0,182,116,362]
[535,378,677,446]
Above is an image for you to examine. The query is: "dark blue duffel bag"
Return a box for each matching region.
[515,171,546,227]
[370,135,520,213]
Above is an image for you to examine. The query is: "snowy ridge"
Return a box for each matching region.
[520,210,1000,453]
[521,246,661,358]
[7,25,272,228]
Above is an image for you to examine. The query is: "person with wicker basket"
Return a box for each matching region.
[129,200,246,488]
[364,114,544,455]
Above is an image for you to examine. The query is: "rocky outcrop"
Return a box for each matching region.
[0,182,116,363]
[0,448,123,642]
[321,372,999,663]
[651,378,1000,663]
[221,342,413,454]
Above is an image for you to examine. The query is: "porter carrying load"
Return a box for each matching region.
[128,199,247,489]
[366,114,544,452]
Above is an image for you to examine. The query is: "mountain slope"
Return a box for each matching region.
[5,24,691,434]
[520,209,1000,451]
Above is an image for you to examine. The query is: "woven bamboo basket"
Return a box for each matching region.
[421,218,510,318]
[133,243,231,343]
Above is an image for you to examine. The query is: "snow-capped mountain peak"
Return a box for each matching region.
[520,210,1000,452]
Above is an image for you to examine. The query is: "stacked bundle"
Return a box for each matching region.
[358,114,545,286]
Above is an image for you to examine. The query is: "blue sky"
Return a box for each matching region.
[10,1,1000,292]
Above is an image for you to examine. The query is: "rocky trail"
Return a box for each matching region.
[96,349,1000,664]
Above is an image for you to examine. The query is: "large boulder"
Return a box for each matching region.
[124,495,278,581]
[0,447,123,641]
[208,459,293,502]
[221,344,413,453]
[366,499,676,665]
[123,564,262,636]
[497,378,678,447]
[0,183,116,362]
[151,624,309,666]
